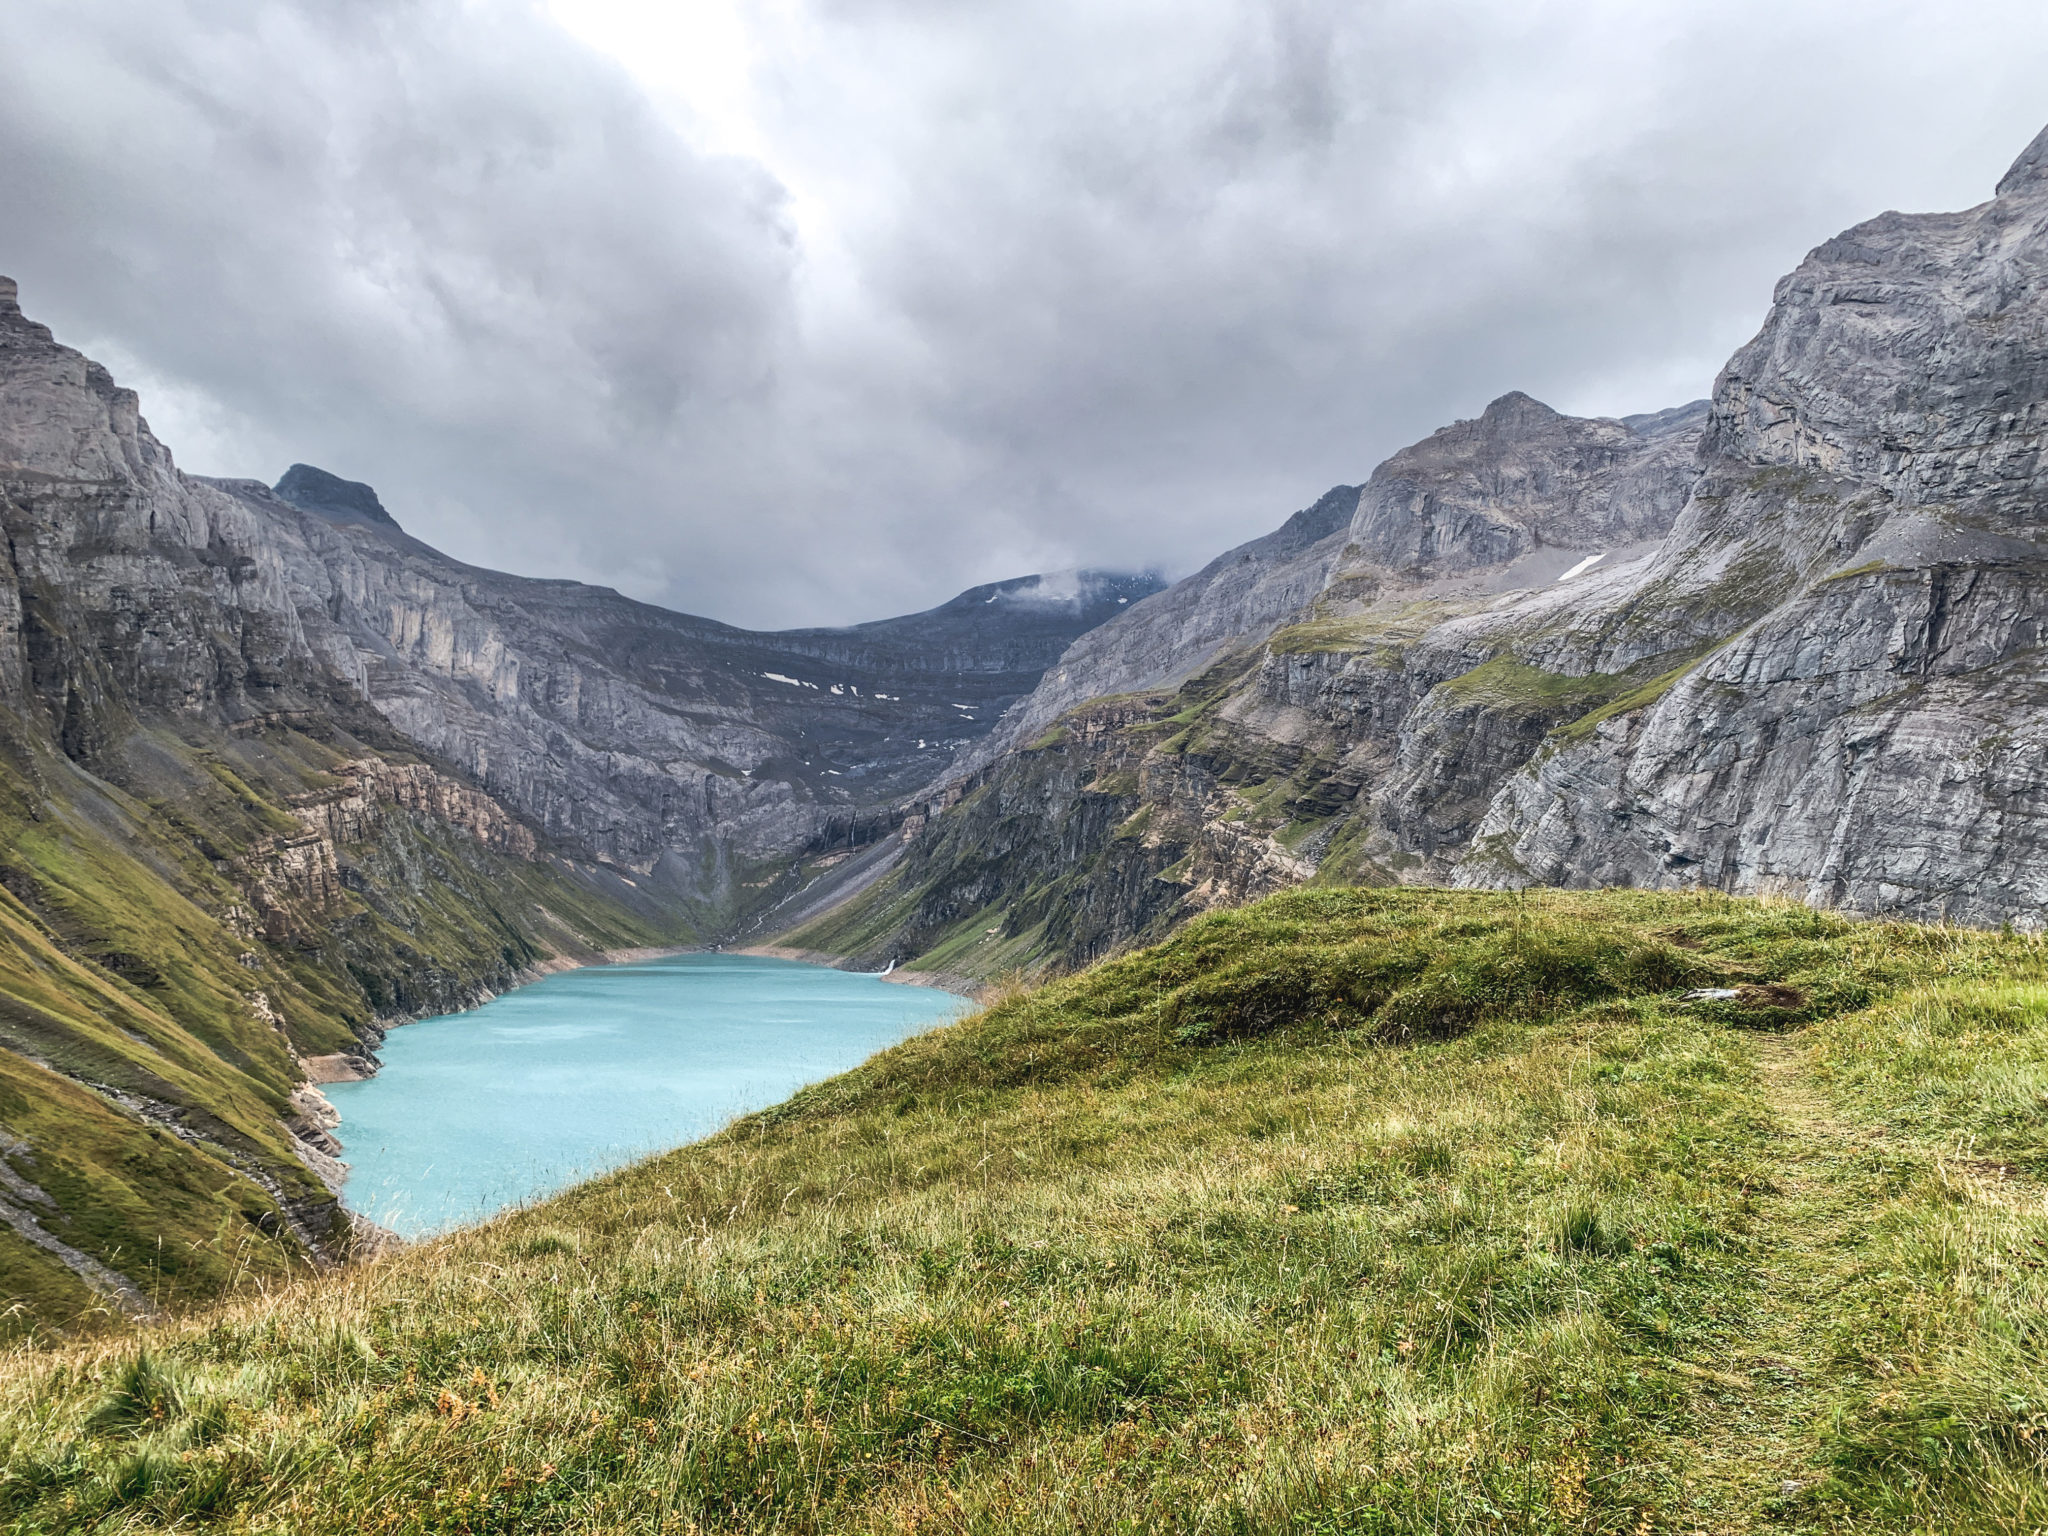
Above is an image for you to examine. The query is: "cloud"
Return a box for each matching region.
[4,0,2048,626]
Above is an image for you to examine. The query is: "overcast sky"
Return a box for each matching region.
[3,1,2046,627]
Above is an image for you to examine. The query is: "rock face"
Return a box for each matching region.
[1461,124,2048,924]
[952,485,1364,775]
[238,467,1160,907]
[0,274,714,1323]
[1346,392,1705,576]
[793,395,1711,970]
[959,393,1708,779]
[798,119,2048,974]
[274,464,403,529]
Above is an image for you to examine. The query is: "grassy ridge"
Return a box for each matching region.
[2,888,2046,1531]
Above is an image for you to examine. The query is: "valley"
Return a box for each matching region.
[1,101,2048,1536]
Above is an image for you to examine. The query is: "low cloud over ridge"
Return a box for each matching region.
[4,0,2048,626]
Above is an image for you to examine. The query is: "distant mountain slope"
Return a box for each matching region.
[230,468,1160,906]
[955,393,1705,780]
[793,392,1709,972]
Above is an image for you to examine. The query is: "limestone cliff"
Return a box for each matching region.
[790,395,1709,972]
[1461,123,2048,923]
[228,470,1159,911]
[800,121,2048,978]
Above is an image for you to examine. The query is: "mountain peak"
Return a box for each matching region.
[1479,391,1560,427]
[0,276,17,316]
[274,464,401,530]
[1996,121,2048,199]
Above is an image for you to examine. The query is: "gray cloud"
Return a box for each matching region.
[4,0,2048,626]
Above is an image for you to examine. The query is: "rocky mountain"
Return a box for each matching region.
[787,121,2048,976]
[787,391,1710,971]
[226,465,1160,907]
[1467,123,2048,922]
[0,274,1153,1331]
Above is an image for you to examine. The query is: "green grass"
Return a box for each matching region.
[1267,600,1481,656]
[1438,656,1627,719]
[1551,648,1723,747]
[5,887,2046,1532]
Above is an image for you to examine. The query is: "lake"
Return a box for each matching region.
[323,952,968,1236]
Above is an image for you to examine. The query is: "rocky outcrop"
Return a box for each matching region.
[823,119,2048,972]
[288,760,539,860]
[1347,392,1704,577]
[1460,126,2048,924]
[953,395,1707,785]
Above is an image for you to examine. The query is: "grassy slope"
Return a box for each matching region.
[0,716,670,1338]
[1,888,2044,1532]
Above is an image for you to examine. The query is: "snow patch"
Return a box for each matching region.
[1556,552,1607,583]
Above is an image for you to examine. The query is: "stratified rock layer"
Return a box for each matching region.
[1464,128,2048,923]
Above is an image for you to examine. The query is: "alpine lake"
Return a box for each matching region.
[324,953,968,1236]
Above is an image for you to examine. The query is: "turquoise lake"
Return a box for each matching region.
[324,953,967,1237]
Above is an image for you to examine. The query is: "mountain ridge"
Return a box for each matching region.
[780,120,2048,976]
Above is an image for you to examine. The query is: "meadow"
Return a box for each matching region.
[2,886,2044,1533]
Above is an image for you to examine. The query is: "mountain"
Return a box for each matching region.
[787,391,1711,971]
[786,122,2048,976]
[0,272,1153,1331]
[230,466,1161,907]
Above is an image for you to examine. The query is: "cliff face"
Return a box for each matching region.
[223,471,1161,908]
[802,122,2048,981]
[1462,125,2048,923]
[790,397,1710,973]
[1346,391,1704,577]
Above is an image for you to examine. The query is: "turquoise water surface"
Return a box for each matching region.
[324,953,966,1237]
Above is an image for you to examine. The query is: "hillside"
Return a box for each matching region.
[1,887,2043,1533]
[787,121,2048,983]
[0,276,1152,1334]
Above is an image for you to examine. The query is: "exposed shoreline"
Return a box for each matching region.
[734,944,984,1001]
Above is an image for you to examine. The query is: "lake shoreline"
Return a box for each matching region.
[298,943,704,1085]
[316,951,969,1239]
[734,944,983,1001]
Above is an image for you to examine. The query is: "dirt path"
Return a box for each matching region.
[1661,1033,1870,1534]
